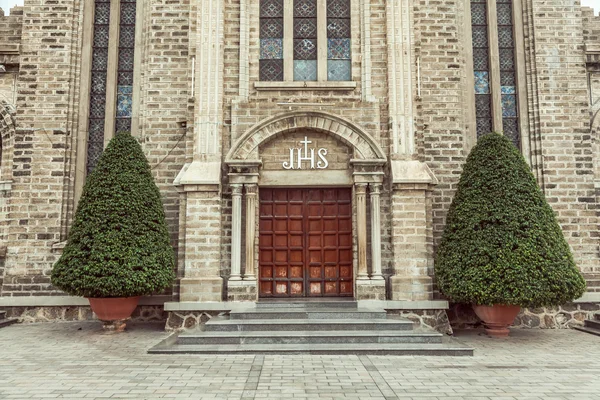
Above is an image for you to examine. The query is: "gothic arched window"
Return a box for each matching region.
[259,0,352,82]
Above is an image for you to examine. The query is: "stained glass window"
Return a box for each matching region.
[471,0,492,139]
[116,0,136,133]
[496,0,520,149]
[294,0,318,81]
[260,0,284,81]
[87,0,111,173]
[259,0,351,83]
[327,0,351,81]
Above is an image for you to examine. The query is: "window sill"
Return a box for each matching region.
[254,81,357,91]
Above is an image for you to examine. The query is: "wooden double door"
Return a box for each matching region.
[259,188,354,298]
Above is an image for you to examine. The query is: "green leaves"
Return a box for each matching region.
[51,132,175,298]
[434,133,586,307]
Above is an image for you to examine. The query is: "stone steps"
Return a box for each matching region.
[202,317,413,332]
[573,313,600,337]
[0,310,17,329]
[177,330,443,345]
[149,303,473,356]
[229,307,387,320]
[148,342,473,356]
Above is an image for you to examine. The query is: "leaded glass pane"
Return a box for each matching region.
[93,25,110,47]
[89,118,105,143]
[117,86,133,118]
[261,18,284,38]
[119,25,136,48]
[260,39,284,59]
[476,118,493,138]
[499,49,514,70]
[295,0,317,17]
[327,60,351,81]
[91,71,106,95]
[261,0,283,18]
[91,48,108,70]
[120,2,136,25]
[473,48,489,70]
[94,2,110,24]
[503,118,520,148]
[118,48,135,72]
[294,39,317,60]
[471,3,487,25]
[260,59,284,81]
[294,19,317,38]
[472,26,488,47]
[501,73,515,87]
[501,94,517,117]
[474,71,490,94]
[501,85,515,94]
[328,39,351,59]
[294,60,318,81]
[327,0,350,18]
[497,3,512,25]
[327,19,351,38]
[115,118,131,134]
[476,95,492,118]
[498,26,513,48]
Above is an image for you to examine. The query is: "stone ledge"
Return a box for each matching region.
[359,300,449,310]
[0,295,171,307]
[164,301,252,312]
[575,293,600,303]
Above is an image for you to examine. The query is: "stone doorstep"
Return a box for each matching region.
[0,310,17,329]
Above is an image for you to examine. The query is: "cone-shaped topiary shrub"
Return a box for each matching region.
[51,132,175,298]
[435,133,586,307]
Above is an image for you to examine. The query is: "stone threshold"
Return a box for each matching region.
[0,295,171,307]
[164,300,450,312]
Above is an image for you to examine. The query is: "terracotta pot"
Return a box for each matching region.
[473,304,520,337]
[87,296,140,327]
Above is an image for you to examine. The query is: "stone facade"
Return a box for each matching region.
[0,1,598,327]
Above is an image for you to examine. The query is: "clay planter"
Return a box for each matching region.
[87,297,140,332]
[473,304,521,337]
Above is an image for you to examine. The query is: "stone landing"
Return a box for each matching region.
[0,310,17,329]
[152,301,472,355]
[574,313,600,337]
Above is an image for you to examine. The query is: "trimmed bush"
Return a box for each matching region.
[434,133,586,307]
[51,132,175,298]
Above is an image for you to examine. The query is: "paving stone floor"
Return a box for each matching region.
[0,321,598,399]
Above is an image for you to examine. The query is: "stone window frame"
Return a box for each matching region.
[254,0,358,91]
[74,0,144,205]
[464,0,531,158]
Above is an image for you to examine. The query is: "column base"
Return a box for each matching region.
[180,277,224,302]
[390,276,433,301]
[355,279,386,301]
[227,280,257,301]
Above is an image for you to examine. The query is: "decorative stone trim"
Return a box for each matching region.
[448,303,600,330]
[225,111,387,162]
[254,81,357,91]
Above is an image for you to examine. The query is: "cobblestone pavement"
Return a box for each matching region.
[0,322,599,399]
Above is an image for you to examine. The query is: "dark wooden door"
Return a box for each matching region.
[259,188,353,298]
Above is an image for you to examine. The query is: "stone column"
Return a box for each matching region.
[356,184,369,280]
[244,184,257,280]
[230,184,243,281]
[369,184,384,280]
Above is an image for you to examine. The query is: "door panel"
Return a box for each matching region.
[259,187,353,298]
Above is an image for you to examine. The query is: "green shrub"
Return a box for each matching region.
[51,132,175,298]
[434,133,586,307]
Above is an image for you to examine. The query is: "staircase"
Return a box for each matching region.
[574,313,600,337]
[0,310,17,329]
[150,301,473,356]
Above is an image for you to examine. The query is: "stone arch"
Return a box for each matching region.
[225,111,387,162]
[0,99,16,182]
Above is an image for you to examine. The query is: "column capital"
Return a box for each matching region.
[231,184,243,196]
[369,183,382,194]
[355,183,368,195]
[245,183,258,196]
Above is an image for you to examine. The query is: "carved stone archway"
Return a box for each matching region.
[0,100,16,182]
[224,111,388,301]
[225,111,387,163]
